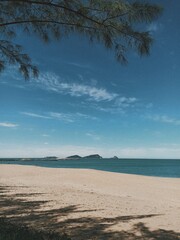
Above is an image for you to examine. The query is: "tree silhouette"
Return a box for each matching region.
[0,0,163,79]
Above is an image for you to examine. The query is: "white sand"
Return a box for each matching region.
[0,164,180,239]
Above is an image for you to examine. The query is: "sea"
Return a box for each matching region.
[0,158,180,178]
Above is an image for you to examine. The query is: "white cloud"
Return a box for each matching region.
[147,22,164,35]
[35,72,118,102]
[49,112,75,123]
[93,106,125,114]
[88,96,139,114]
[21,111,98,123]
[76,112,98,121]
[22,112,51,119]
[49,112,99,122]
[29,72,142,113]
[148,115,180,126]
[115,97,137,108]
[67,62,90,69]
[147,23,158,32]
[2,68,149,115]
[69,84,117,101]
[0,122,18,128]
[86,132,101,141]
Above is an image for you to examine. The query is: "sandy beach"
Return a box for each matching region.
[0,164,180,239]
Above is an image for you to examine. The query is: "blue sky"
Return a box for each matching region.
[1,0,180,158]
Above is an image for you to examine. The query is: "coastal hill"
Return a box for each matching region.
[83,154,102,159]
[66,154,103,160]
[66,155,82,159]
[42,155,119,160]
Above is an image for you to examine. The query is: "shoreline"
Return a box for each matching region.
[0,164,180,239]
[0,160,180,179]
[0,163,180,179]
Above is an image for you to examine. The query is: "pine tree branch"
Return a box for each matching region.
[0,20,97,30]
[0,19,149,49]
[0,0,101,26]
[0,0,159,45]
[0,0,163,79]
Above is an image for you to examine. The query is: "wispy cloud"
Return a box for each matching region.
[115,97,137,108]
[30,72,141,113]
[49,112,99,122]
[21,111,98,123]
[21,112,51,119]
[147,22,163,35]
[147,23,158,32]
[42,134,50,137]
[86,132,101,141]
[76,112,98,121]
[67,62,91,69]
[49,112,75,123]
[93,105,125,114]
[148,115,180,125]
[92,96,138,114]
[0,122,18,128]
[34,72,118,102]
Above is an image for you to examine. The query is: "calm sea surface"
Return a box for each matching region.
[0,158,180,178]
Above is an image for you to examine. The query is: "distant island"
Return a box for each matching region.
[44,154,118,160]
[0,155,120,161]
[66,155,82,159]
[66,154,103,160]
[83,154,103,159]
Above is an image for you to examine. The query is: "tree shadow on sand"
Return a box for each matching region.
[0,186,179,240]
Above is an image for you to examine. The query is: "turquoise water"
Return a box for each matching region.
[0,158,180,178]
